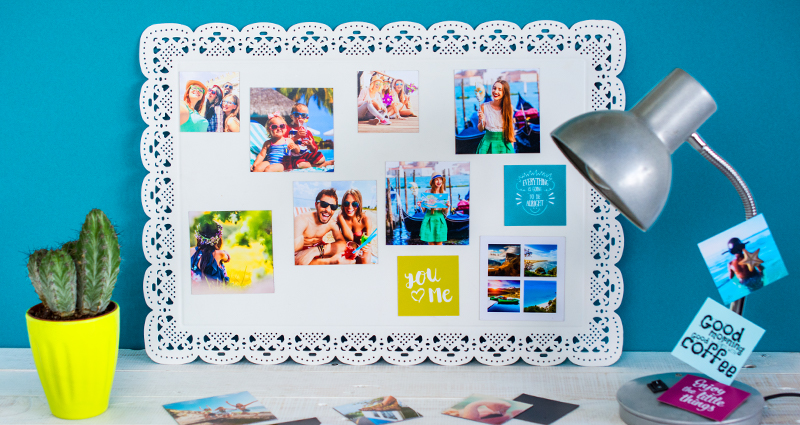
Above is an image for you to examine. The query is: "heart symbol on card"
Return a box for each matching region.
[411,288,425,302]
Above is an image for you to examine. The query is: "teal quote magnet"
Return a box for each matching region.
[671,298,765,385]
[504,165,566,226]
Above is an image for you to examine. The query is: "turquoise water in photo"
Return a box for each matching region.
[523,281,557,308]
[488,301,520,313]
[525,260,557,275]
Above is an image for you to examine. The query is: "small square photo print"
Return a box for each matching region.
[442,394,531,424]
[179,72,240,133]
[481,237,565,321]
[189,211,274,295]
[250,87,334,173]
[357,71,419,133]
[335,396,422,424]
[293,180,378,265]
[454,68,540,154]
[697,214,788,305]
[163,391,275,425]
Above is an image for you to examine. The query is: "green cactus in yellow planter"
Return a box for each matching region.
[25,209,121,420]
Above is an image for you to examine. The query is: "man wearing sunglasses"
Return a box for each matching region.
[294,188,355,265]
[222,82,235,96]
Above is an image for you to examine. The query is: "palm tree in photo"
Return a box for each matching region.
[277,88,333,114]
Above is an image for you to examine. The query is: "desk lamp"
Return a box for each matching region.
[551,69,764,424]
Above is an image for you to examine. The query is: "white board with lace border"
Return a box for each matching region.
[140,20,625,366]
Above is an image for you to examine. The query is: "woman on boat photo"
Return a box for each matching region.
[190,222,230,284]
[357,76,391,125]
[221,94,240,132]
[337,188,373,264]
[391,79,417,118]
[417,174,450,245]
[476,79,515,154]
[180,80,209,132]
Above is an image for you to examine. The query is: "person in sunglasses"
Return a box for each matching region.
[357,76,391,125]
[222,82,235,96]
[204,85,224,133]
[337,188,373,264]
[283,103,333,170]
[251,114,298,172]
[221,94,240,132]
[417,174,450,245]
[180,80,209,132]
[294,188,356,265]
[390,79,417,118]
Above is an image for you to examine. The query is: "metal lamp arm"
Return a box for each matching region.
[687,132,757,315]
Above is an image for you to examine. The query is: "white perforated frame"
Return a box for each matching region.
[140,20,625,366]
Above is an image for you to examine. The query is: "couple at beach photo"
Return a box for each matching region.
[294,183,377,265]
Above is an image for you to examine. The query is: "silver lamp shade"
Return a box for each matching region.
[551,69,717,231]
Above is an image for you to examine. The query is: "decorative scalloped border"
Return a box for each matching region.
[140,20,625,366]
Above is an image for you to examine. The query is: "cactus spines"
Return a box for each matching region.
[61,240,83,311]
[39,250,77,317]
[27,249,49,310]
[78,209,120,315]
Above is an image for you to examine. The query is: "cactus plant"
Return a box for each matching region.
[26,209,120,319]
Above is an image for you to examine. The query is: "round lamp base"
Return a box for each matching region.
[616,373,763,425]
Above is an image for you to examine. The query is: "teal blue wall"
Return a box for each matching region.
[3,1,798,351]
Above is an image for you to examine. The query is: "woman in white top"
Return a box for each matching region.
[476,80,515,154]
[357,77,391,125]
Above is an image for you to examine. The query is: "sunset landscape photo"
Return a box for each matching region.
[487,244,520,277]
[487,280,521,312]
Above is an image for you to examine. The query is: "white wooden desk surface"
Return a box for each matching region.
[0,350,798,424]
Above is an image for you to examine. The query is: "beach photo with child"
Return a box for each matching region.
[454,68,540,154]
[250,87,334,173]
[189,210,274,295]
[357,71,419,133]
[179,72,240,133]
[293,181,378,266]
[386,161,470,246]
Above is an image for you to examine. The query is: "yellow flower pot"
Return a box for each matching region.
[26,302,120,420]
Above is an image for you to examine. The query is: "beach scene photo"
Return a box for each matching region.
[487,244,520,277]
[523,280,557,313]
[162,391,276,425]
[179,72,240,133]
[294,181,378,266]
[357,71,419,133]
[386,161,470,246]
[189,211,274,295]
[454,69,540,154]
[250,87,334,173]
[523,244,558,277]
[698,214,788,305]
[335,396,422,425]
[487,280,521,313]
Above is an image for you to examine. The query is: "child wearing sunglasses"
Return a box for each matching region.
[251,114,300,172]
[283,103,333,170]
[337,188,373,264]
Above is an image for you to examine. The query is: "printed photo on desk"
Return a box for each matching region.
[480,237,565,321]
[357,71,419,133]
[386,161,470,246]
[189,211,274,295]
[454,68,540,154]
[179,72,240,133]
[163,391,276,425]
[250,87,334,172]
[294,180,378,265]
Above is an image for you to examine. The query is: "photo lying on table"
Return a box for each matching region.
[480,237,565,321]
[250,87,334,172]
[163,391,276,425]
[293,180,378,265]
[442,394,531,425]
[189,211,274,295]
[697,214,788,305]
[454,68,540,154]
[179,72,240,133]
[335,396,422,425]
[386,161,470,246]
[357,71,419,133]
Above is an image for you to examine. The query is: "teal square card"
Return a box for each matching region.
[504,165,566,226]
